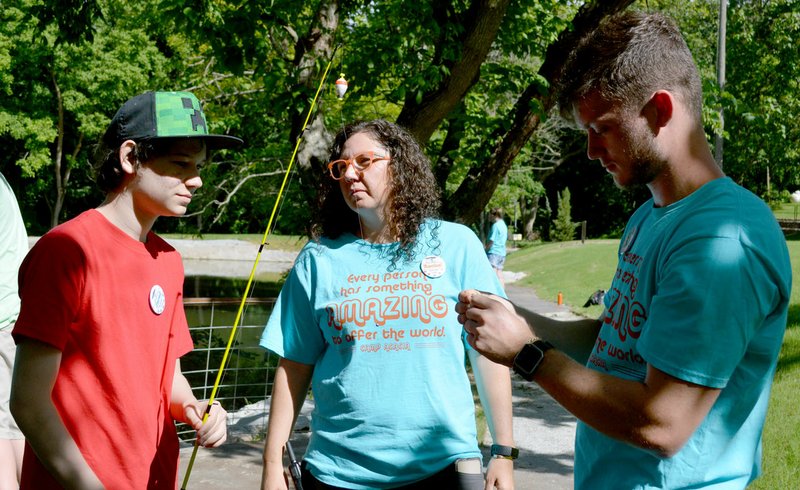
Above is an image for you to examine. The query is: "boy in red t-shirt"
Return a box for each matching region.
[11,91,242,489]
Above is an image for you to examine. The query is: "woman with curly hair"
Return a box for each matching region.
[260,119,515,489]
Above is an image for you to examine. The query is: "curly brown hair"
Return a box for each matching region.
[312,119,441,264]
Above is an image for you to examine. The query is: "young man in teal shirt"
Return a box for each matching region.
[458,11,791,489]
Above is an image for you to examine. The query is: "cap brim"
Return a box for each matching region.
[107,134,244,150]
[201,134,244,150]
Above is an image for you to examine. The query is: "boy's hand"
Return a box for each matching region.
[183,400,228,447]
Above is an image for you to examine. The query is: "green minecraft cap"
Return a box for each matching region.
[103,91,242,149]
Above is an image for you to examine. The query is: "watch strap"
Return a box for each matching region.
[490,444,519,460]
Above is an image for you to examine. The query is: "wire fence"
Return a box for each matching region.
[176,297,278,442]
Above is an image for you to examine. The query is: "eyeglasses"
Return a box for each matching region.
[326,151,391,180]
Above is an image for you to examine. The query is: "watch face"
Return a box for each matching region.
[513,342,544,381]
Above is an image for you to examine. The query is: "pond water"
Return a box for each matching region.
[182,275,279,346]
[179,276,280,419]
[183,275,283,299]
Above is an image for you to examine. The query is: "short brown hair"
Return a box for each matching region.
[557,11,702,123]
[92,138,206,192]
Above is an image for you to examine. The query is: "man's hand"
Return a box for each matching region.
[456,290,534,366]
[183,400,228,448]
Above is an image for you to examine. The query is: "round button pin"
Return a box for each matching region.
[420,255,446,278]
[149,285,166,315]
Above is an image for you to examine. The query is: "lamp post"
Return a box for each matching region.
[714,0,727,168]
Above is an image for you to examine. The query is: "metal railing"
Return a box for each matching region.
[176,297,277,442]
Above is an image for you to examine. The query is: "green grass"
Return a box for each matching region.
[505,238,800,487]
[749,237,800,488]
[772,202,800,221]
[506,240,619,319]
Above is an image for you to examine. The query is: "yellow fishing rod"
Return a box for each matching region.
[181,45,342,489]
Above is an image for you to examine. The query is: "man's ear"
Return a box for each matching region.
[644,91,674,130]
[118,140,137,175]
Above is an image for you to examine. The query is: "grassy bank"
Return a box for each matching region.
[505,238,799,487]
[772,202,800,221]
[163,233,308,252]
[506,240,618,319]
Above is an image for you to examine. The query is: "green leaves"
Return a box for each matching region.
[0,0,175,229]
[644,0,800,195]
[5,0,797,238]
[30,0,102,44]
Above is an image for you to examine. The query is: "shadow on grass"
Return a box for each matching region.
[787,304,800,328]
[776,304,800,375]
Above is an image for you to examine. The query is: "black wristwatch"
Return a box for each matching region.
[512,339,554,381]
[490,444,519,460]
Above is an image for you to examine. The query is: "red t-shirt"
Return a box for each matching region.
[14,210,194,489]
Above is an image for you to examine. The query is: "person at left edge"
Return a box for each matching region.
[0,172,27,489]
[10,91,242,489]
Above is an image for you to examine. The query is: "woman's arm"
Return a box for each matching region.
[10,340,105,490]
[261,358,314,490]
[469,350,515,490]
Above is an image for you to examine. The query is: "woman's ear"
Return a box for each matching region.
[118,140,137,175]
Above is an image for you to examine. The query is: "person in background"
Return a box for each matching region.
[11,91,241,489]
[260,119,515,489]
[485,208,508,287]
[0,172,27,490]
[457,11,791,489]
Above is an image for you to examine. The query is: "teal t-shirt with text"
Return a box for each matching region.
[576,177,791,489]
[260,219,503,488]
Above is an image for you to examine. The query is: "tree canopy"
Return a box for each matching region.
[1,0,797,238]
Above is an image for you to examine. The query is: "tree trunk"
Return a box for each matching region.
[290,0,340,159]
[523,203,538,240]
[433,101,467,198]
[445,0,636,224]
[50,72,84,229]
[714,0,727,168]
[287,0,340,222]
[396,0,512,143]
[51,72,65,228]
